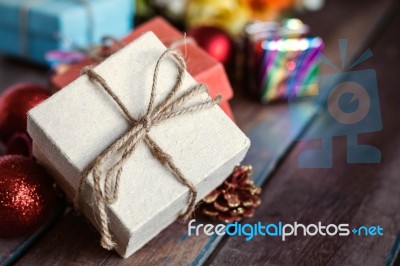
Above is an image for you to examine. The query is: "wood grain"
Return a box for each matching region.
[207,2,400,266]
[0,201,64,265]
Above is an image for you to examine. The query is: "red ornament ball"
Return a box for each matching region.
[188,26,233,65]
[0,83,50,143]
[0,155,56,238]
[7,132,33,158]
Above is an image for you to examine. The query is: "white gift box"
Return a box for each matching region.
[27,32,250,258]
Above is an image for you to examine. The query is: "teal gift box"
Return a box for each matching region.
[0,0,134,63]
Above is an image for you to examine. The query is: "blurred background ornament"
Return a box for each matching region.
[188,26,234,65]
[0,155,57,238]
[150,0,188,21]
[6,133,33,158]
[134,0,325,46]
[243,0,294,20]
[0,83,50,143]
[184,0,304,38]
[185,0,251,37]
[297,0,325,11]
[201,165,261,223]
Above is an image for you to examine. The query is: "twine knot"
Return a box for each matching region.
[75,49,222,250]
[140,116,152,132]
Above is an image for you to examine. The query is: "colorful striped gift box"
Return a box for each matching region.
[245,19,324,103]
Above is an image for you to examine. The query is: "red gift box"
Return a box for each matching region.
[50,17,235,120]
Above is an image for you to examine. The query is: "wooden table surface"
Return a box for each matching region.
[1,0,400,265]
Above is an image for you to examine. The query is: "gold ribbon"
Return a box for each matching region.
[75,49,222,249]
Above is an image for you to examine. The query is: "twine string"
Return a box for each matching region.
[88,35,126,62]
[75,49,222,250]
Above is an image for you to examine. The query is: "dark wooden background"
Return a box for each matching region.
[1,0,400,265]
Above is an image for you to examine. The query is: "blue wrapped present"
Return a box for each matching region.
[0,0,134,63]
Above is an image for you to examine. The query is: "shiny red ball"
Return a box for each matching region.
[0,83,50,143]
[0,155,56,238]
[7,132,33,158]
[188,26,233,65]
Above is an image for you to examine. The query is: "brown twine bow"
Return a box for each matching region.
[75,49,222,250]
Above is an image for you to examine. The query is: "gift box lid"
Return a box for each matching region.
[0,0,133,39]
[51,17,234,101]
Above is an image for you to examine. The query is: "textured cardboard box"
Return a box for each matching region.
[28,32,249,257]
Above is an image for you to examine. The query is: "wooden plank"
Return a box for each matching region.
[207,2,400,266]
[185,0,394,264]
[386,234,400,266]
[7,0,393,264]
[0,202,65,266]
[9,208,114,266]
[12,101,315,266]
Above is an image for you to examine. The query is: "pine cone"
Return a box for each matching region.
[201,165,261,223]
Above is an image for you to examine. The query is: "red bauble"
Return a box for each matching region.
[7,132,33,158]
[0,83,50,143]
[0,155,56,238]
[188,26,233,65]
